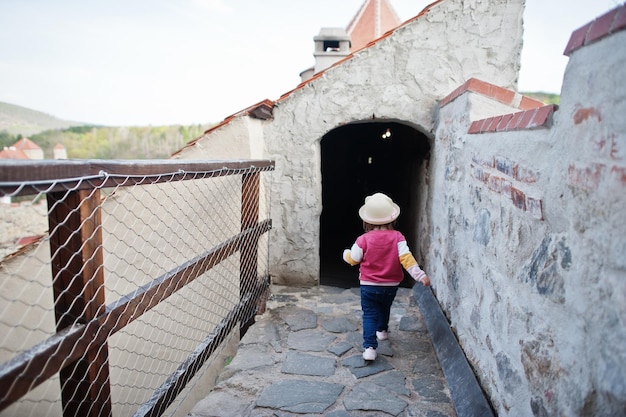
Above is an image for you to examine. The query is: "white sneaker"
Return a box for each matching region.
[363,347,377,361]
[376,330,388,341]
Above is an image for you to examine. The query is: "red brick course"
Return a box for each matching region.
[468,105,558,134]
[564,4,626,56]
[440,78,544,109]
[470,154,543,220]
[511,187,526,210]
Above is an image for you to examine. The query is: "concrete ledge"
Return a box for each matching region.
[413,284,495,417]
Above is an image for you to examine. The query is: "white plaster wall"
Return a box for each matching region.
[173,116,266,160]
[467,93,522,121]
[427,30,626,416]
[262,0,524,285]
[174,0,524,286]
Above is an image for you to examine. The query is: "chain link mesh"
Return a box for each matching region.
[0,162,273,417]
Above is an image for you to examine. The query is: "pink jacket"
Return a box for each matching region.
[343,230,426,286]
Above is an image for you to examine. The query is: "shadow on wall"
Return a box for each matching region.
[320,120,430,288]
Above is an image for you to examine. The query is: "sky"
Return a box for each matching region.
[0,0,621,127]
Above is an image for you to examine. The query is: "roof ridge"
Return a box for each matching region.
[13,137,41,151]
[345,0,369,34]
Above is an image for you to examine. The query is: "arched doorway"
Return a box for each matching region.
[319,121,430,288]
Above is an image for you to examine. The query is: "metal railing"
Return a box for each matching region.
[0,159,274,417]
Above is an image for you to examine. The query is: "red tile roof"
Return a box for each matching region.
[0,147,29,159]
[15,235,45,246]
[12,137,41,151]
[346,0,402,51]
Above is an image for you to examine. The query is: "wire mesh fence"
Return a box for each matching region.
[0,159,274,417]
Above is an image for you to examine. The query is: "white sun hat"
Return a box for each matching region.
[358,193,400,225]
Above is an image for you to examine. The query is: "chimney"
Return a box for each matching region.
[300,27,351,82]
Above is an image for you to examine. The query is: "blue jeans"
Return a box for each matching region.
[360,285,398,349]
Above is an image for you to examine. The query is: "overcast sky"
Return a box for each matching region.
[0,0,619,126]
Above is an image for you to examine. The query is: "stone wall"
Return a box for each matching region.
[170,1,626,414]
[426,13,626,415]
[179,0,525,286]
[268,0,523,287]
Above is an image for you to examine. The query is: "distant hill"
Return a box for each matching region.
[0,102,84,136]
[521,91,560,105]
[0,101,213,160]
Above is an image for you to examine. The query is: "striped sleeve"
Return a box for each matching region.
[398,240,426,281]
[343,242,363,266]
[398,241,417,269]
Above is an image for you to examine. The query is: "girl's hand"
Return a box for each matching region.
[419,276,431,286]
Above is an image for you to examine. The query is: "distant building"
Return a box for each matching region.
[12,137,44,160]
[0,138,67,161]
[53,143,67,159]
[0,137,45,204]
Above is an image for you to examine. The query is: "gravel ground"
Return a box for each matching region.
[0,201,48,260]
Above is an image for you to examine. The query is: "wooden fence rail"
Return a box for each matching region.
[0,159,274,417]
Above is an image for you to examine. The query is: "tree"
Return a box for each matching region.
[0,130,16,149]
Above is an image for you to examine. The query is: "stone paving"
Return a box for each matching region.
[188,285,457,417]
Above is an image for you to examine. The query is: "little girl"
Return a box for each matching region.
[343,193,430,361]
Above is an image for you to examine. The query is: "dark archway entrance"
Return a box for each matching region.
[320,121,430,288]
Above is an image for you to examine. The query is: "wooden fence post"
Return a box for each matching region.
[240,172,260,333]
[47,189,112,417]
